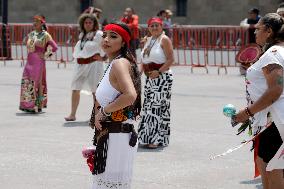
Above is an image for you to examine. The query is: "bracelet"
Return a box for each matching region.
[245,107,254,117]
[100,107,111,117]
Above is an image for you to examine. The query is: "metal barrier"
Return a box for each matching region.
[1,24,249,73]
[140,25,249,74]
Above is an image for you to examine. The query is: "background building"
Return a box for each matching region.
[4,0,283,25]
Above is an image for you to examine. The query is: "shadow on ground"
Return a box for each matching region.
[63,121,89,127]
[15,112,45,116]
[137,144,166,152]
[240,178,262,189]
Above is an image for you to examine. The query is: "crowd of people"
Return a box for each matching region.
[19,7,175,189]
[17,4,284,189]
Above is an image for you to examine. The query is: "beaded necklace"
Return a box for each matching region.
[143,35,161,58]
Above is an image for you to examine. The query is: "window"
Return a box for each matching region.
[176,0,187,17]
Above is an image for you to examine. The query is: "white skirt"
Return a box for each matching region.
[92,133,137,189]
[266,114,284,171]
[71,61,104,93]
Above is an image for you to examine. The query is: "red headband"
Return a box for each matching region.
[147,17,163,26]
[104,24,131,47]
[33,15,46,23]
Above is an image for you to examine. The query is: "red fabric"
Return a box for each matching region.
[235,44,261,64]
[104,24,131,47]
[147,17,163,26]
[143,63,163,72]
[120,15,139,40]
[253,136,260,178]
[33,15,46,24]
[86,156,94,172]
[77,54,101,64]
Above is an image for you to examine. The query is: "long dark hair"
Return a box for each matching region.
[261,13,284,51]
[111,21,141,118]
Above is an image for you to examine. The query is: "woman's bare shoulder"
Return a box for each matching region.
[112,58,131,70]
[160,34,171,46]
[161,34,170,41]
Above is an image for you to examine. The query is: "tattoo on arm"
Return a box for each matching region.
[277,75,283,86]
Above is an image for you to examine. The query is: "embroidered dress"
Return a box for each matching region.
[19,30,57,112]
[71,31,105,93]
[246,45,284,171]
[138,35,173,146]
[92,59,137,189]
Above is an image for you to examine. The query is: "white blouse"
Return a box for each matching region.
[96,60,120,107]
[246,45,284,125]
[141,35,166,64]
[73,30,105,59]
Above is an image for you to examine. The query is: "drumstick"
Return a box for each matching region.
[210,122,272,160]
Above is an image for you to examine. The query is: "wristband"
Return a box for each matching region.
[245,107,254,117]
[100,107,111,117]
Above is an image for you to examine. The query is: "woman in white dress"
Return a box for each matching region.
[65,13,106,121]
[234,13,284,189]
[89,22,141,189]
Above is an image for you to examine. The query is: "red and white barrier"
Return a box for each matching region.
[1,24,250,73]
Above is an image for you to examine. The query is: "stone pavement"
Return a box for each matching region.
[0,61,262,189]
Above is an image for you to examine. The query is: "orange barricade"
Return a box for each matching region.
[1,24,249,73]
[170,25,249,74]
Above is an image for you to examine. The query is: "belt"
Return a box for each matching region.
[143,63,163,73]
[101,122,134,133]
[92,121,137,175]
[77,54,101,64]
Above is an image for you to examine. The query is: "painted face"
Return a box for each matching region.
[84,18,94,33]
[101,30,125,55]
[254,21,272,46]
[148,22,163,36]
[33,18,42,31]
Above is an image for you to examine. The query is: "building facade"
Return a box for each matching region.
[4,0,282,25]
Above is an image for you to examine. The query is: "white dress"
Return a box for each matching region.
[71,31,105,93]
[246,45,284,171]
[92,59,137,189]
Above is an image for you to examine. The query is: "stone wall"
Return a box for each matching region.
[6,0,283,25]
[8,0,80,23]
[184,0,280,25]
